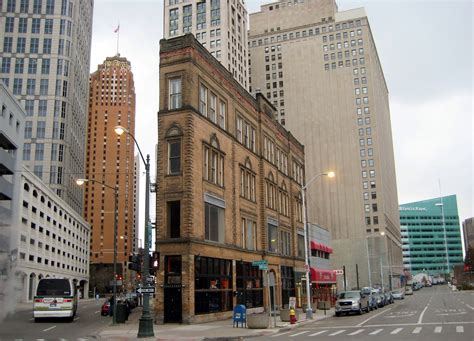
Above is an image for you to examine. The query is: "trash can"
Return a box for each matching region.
[115,303,127,323]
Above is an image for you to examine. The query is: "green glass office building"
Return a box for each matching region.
[400,195,463,276]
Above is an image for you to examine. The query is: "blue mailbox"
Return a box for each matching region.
[233,304,246,328]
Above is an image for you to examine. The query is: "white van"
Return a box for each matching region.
[33,278,78,322]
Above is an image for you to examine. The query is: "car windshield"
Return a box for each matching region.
[36,279,71,296]
[339,291,360,299]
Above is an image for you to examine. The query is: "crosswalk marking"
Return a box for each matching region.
[369,329,383,335]
[271,331,291,338]
[289,331,309,337]
[390,328,403,334]
[328,329,346,336]
[456,326,464,333]
[434,326,442,333]
[412,327,422,334]
[308,330,328,336]
[348,329,365,336]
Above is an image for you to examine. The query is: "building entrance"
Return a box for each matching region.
[164,256,182,323]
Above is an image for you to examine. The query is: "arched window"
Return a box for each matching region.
[24,183,30,191]
[33,190,38,197]
[166,125,182,175]
[203,134,224,187]
[240,157,256,202]
[265,172,277,210]
[279,181,289,216]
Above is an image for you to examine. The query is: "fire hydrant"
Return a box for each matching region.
[289,307,297,324]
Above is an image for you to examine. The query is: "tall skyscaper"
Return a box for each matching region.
[163,0,249,89]
[249,0,402,289]
[84,55,136,289]
[0,0,94,214]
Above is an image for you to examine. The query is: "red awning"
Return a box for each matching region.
[310,267,337,283]
[311,241,333,254]
[310,241,319,250]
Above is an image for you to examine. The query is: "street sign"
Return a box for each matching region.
[252,260,268,270]
[304,264,309,272]
[335,269,344,275]
[137,287,155,294]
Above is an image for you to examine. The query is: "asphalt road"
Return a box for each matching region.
[0,299,112,340]
[250,285,474,341]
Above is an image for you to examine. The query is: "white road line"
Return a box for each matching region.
[465,304,474,310]
[417,304,429,324]
[74,317,80,320]
[412,327,422,334]
[356,307,393,326]
[390,328,403,334]
[348,329,365,336]
[94,310,100,314]
[29,318,34,321]
[271,331,291,337]
[309,330,328,336]
[328,330,346,336]
[289,331,309,337]
[456,326,464,333]
[42,326,56,332]
[434,326,442,333]
[369,329,383,335]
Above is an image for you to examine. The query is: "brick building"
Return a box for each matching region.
[155,34,306,324]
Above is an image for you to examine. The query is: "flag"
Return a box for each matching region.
[114,25,120,33]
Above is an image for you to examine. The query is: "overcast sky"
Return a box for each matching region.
[90,0,473,239]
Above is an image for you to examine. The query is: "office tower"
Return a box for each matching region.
[400,195,464,276]
[156,34,305,323]
[163,0,249,89]
[249,0,402,290]
[0,0,94,214]
[84,55,136,292]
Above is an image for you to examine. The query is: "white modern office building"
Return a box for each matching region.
[163,0,249,89]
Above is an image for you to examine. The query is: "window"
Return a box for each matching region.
[30,38,39,53]
[35,143,44,160]
[236,261,263,308]
[169,8,179,36]
[240,159,256,202]
[209,92,217,123]
[28,59,38,74]
[268,222,278,252]
[1,57,11,73]
[297,233,305,258]
[236,115,256,152]
[203,139,224,187]
[36,121,45,138]
[195,256,233,314]
[43,38,52,53]
[15,58,25,74]
[169,78,181,109]
[167,139,181,175]
[204,201,225,243]
[279,229,291,256]
[242,218,256,251]
[183,5,192,33]
[218,100,226,129]
[265,173,277,210]
[5,17,14,32]
[167,201,181,238]
[44,19,53,34]
[278,183,289,217]
[199,84,208,116]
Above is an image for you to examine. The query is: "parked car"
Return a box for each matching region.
[335,291,370,316]
[374,293,386,307]
[391,289,405,300]
[361,288,377,311]
[101,299,111,316]
[384,291,394,304]
[405,286,414,295]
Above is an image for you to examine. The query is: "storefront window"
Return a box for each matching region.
[195,257,233,314]
[281,266,295,308]
[236,261,264,308]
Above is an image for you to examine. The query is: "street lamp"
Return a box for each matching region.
[302,171,335,320]
[435,200,450,279]
[115,125,154,338]
[76,178,119,325]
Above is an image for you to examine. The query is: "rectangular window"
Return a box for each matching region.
[43,38,52,53]
[199,84,208,116]
[167,201,181,238]
[218,100,226,129]
[279,229,291,256]
[268,223,278,252]
[242,218,256,251]
[209,92,217,123]
[5,17,14,32]
[23,143,31,160]
[205,202,224,243]
[30,38,39,53]
[35,143,44,160]
[169,78,181,109]
[16,37,26,53]
[168,139,181,175]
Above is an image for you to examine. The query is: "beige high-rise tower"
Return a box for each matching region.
[249,0,403,290]
[163,0,249,89]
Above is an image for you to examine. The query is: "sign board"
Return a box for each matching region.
[252,260,268,270]
[335,269,344,275]
[304,264,310,272]
[289,297,296,308]
[137,287,155,294]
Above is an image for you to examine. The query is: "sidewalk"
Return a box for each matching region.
[96,307,335,341]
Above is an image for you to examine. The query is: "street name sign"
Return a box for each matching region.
[137,287,155,294]
[252,260,268,270]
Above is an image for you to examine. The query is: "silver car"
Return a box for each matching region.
[335,291,370,316]
[391,289,405,300]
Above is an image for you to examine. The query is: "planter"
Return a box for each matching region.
[247,313,269,329]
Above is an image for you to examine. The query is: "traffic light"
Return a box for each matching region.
[128,254,141,272]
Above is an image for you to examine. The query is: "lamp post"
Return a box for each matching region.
[435,200,450,279]
[76,178,119,325]
[115,125,154,338]
[301,171,335,320]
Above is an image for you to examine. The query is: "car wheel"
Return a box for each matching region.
[366,304,370,312]
[358,305,363,315]
[335,312,341,317]
[34,318,40,323]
